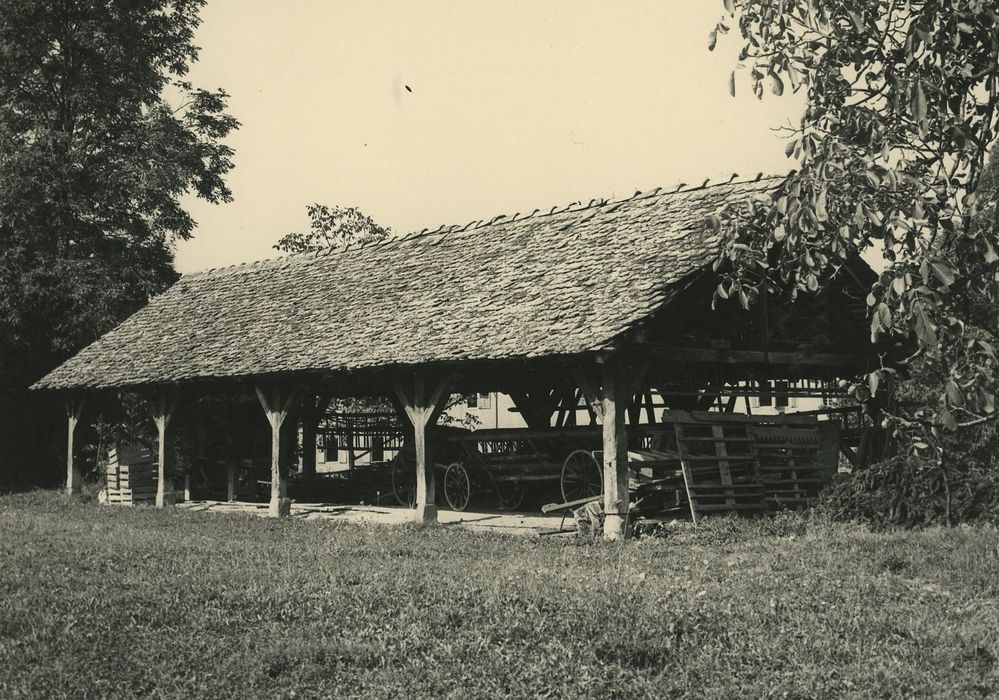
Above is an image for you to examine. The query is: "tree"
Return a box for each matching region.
[709,2,999,465]
[0,0,238,484]
[274,204,390,254]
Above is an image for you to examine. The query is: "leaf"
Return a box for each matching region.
[723,0,735,13]
[815,187,828,221]
[729,71,736,97]
[706,214,722,231]
[914,304,938,347]
[946,380,965,408]
[769,71,784,96]
[716,281,729,299]
[876,302,892,329]
[854,202,866,226]
[892,277,906,295]
[940,407,958,431]
[868,370,880,397]
[930,259,956,287]
[911,81,928,131]
[708,29,717,51]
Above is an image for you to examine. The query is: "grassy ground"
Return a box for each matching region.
[1,491,998,699]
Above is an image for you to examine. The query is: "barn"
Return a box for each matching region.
[32,176,895,538]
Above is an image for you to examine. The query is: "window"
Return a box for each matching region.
[465,393,491,410]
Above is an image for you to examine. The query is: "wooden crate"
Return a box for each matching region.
[106,445,158,505]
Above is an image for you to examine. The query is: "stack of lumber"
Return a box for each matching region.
[105,445,158,505]
[752,422,840,508]
[672,418,767,523]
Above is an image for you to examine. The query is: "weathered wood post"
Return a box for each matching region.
[150,389,179,508]
[600,364,630,540]
[226,459,236,502]
[255,384,298,517]
[392,373,452,524]
[575,362,633,541]
[65,396,87,495]
[300,392,331,478]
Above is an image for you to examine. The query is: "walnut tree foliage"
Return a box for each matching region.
[709,0,999,465]
[274,204,390,254]
[0,0,237,481]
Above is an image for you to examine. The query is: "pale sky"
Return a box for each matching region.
[175,0,805,274]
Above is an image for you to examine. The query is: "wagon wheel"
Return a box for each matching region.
[444,462,472,512]
[391,456,416,508]
[494,478,525,511]
[561,450,602,503]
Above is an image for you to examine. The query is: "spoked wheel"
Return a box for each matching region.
[494,478,526,511]
[391,456,416,508]
[444,462,472,511]
[561,450,602,503]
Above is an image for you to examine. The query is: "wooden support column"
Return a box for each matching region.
[149,390,179,508]
[600,364,630,541]
[574,363,632,540]
[255,384,299,517]
[300,392,332,478]
[392,373,452,523]
[65,396,86,495]
[226,459,237,502]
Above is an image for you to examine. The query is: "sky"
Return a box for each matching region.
[174,0,805,274]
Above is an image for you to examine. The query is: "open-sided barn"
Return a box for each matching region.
[34,176,893,538]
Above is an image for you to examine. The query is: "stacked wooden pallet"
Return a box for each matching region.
[673,418,766,524]
[660,410,840,523]
[752,420,842,509]
[105,445,158,505]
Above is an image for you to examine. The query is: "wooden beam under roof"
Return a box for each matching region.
[630,344,875,368]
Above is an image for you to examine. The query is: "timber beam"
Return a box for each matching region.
[65,396,87,496]
[633,344,874,369]
[148,389,179,508]
[573,362,633,541]
[392,372,452,524]
[255,384,299,517]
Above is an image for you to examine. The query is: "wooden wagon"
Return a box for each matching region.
[390,426,605,511]
[391,410,842,519]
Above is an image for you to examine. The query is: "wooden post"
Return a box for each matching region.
[150,390,179,508]
[392,373,452,523]
[300,392,331,477]
[255,384,299,517]
[226,459,236,502]
[574,363,631,540]
[600,364,630,541]
[65,396,86,495]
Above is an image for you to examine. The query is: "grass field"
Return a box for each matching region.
[1,491,998,698]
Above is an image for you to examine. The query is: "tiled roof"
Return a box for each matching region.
[33,176,781,390]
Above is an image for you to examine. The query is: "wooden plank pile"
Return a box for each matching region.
[631,411,840,523]
[105,445,158,505]
[752,422,838,509]
[675,420,767,522]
